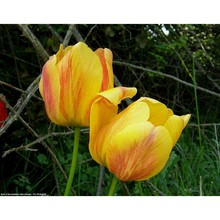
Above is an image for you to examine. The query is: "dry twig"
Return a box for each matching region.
[46,24,63,43]
[145,180,166,196]
[0,96,68,181]
[2,129,89,157]
[96,166,105,196]
[0,75,40,136]
[18,24,50,62]
[0,80,42,101]
[114,60,220,99]
[63,24,84,48]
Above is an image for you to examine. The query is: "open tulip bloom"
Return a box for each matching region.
[89,87,191,193]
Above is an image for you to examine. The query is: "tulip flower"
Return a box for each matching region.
[39,42,114,196]
[39,42,114,127]
[89,87,191,183]
[0,97,8,128]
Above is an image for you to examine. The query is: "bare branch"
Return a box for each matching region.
[188,123,220,127]
[2,129,89,157]
[18,24,50,62]
[0,75,40,136]
[46,24,63,43]
[84,25,97,42]
[63,24,84,48]
[114,60,220,99]
[0,25,52,136]
[0,80,42,101]
[121,182,131,195]
[145,180,166,196]
[0,94,68,181]
[96,166,105,196]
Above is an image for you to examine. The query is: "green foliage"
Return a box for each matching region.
[37,153,49,165]
[0,24,220,196]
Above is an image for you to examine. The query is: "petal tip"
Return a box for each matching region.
[182,114,191,127]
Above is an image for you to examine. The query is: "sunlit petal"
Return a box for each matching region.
[95,48,114,90]
[104,122,173,181]
[89,87,137,164]
[39,55,63,125]
[89,92,190,182]
[164,114,191,146]
[143,97,173,126]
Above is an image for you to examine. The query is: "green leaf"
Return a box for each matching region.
[37,154,49,165]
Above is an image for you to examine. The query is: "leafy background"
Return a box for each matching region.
[0,24,219,195]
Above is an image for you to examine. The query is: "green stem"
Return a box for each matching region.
[64,127,80,196]
[192,57,202,147]
[108,175,119,196]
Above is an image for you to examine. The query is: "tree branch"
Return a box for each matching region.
[145,180,166,196]
[2,129,89,158]
[63,24,84,48]
[0,96,68,181]
[18,24,50,62]
[114,60,220,99]
[96,166,105,196]
[0,80,42,101]
[46,24,63,43]
[0,75,40,136]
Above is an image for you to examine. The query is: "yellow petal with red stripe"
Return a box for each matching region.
[89,95,190,182]
[39,53,62,125]
[89,87,137,164]
[104,121,173,181]
[39,42,114,126]
[95,48,114,91]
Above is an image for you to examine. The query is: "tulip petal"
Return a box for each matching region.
[104,122,173,181]
[181,114,191,128]
[99,86,137,106]
[56,44,72,63]
[58,42,109,126]
[143,97,174,126]
[39,54,62,125]
[39,42,115,126]
[164,114,191,146]
[89,87,137,164]
[95,48,114,90]
[92,101,150,166]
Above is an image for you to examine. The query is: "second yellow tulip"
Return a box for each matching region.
[89,87,191,182]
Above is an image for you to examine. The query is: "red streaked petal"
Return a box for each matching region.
[105,122,173,181]
[89,87,137,165]
[95,48,114,91]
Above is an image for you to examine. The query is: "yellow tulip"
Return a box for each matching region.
[39,42,114,126]
[89,87,191,182]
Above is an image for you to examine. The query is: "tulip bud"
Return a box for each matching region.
[39,42,114,126]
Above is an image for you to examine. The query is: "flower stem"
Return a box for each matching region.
[64,127,80,196]
[108,175,119,196]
